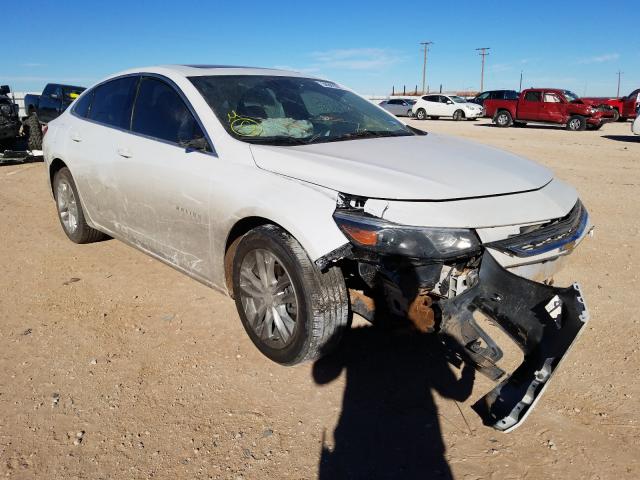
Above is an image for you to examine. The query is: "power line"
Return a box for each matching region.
[476,47,490,92]
[420,42,433,94]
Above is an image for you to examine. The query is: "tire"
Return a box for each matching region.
[406,109,413,117]
[452,110,465,121]
[415,108,427,120]
[23,114,42,151]
[611,109,621,122]
[53,167,105,244]
[429,116,440,120]
[566,115,587,131]
[232,225,349,365]
[494,110,513,128]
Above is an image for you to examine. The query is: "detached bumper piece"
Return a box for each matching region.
[439,252,589,432]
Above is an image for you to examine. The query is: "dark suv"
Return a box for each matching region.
[0,85,21,146]
[470,90,519,111]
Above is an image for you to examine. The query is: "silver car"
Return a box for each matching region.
[378,98,415,117]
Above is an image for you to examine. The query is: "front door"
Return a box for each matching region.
[111,76,215,281]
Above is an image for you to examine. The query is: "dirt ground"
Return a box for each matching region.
[1,118,639,479]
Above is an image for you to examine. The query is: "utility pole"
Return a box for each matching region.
[476,47,490,92]
[420,41,433,94]
[616,70,623,98]
[519,71,523,91]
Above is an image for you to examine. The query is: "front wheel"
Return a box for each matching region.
[611,109,621,122]
[452,109,465,121]
[566,115,586,131]
[415,108,427,120]
[232,225,349,365]
[494,110,513,127]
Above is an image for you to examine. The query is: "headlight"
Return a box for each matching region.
[333,210,481,260]
[0,104,10,115]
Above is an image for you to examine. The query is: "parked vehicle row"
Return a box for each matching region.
[484,88,616,131]
[44,65,592,432]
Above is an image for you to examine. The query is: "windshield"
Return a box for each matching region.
[564,90,580,102]
[189,75,414,145]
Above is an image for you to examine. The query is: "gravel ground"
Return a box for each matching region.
[0,118,638,479]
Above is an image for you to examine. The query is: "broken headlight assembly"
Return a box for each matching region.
[333,210,481,260]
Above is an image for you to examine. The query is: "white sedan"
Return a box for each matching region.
[44,65,591,431]
[412,94,483,120]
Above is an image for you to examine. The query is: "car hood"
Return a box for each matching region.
[249,133,554,200]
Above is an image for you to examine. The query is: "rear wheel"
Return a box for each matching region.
[53,167,105,243]
[23,114,42,151]
[566,115,586,131]
[494,110,513,127]
[415,108,427,120]
[232,225,349,365]
[452,110,464,121]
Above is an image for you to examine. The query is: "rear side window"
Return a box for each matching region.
[131,77,201,144]
[505,91,519,100]
[88,76,138,129]
[73,90,94,118]
[524,91,542,102]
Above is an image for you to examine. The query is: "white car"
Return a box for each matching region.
[412,94,483,120]
[44,65,591,431]
[633,114,640,135]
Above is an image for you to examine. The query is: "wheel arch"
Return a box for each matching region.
[49,158,68,194]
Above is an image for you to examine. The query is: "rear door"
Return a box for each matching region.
[113,76,215,280]
[518,91,542,120]
[65,76,139,230]
[421,95,440,115]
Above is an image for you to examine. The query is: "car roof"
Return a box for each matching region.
[112,64,314,80]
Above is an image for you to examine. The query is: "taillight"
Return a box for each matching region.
[42,124,48,137]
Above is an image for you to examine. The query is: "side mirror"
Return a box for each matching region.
[446,100,453,105]
[0,85,9,95]
[50,93,59,100]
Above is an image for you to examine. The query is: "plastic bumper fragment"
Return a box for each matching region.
[439,252,589,432]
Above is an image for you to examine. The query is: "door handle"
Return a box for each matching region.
[117,147,132,158]
[70,132,82,142]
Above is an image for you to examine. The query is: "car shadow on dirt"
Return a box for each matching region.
[601,135,640,143]
[313,325,475,479]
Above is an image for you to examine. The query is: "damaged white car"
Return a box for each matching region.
[43,65,591,431]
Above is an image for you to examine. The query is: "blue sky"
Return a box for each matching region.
[3,0,638,96]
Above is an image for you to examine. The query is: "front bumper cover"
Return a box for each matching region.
[439,252,589,432]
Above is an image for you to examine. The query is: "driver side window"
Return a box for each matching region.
[132,77,206,147]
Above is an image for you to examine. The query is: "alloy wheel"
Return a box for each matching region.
[238,249,298,349]
[56,179,79,234]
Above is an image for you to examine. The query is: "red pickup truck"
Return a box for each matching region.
[484,88,614,131]
[582,89,639,122]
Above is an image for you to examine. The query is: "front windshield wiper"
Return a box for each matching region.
[238,135,311,146]
[311,130,413,144]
